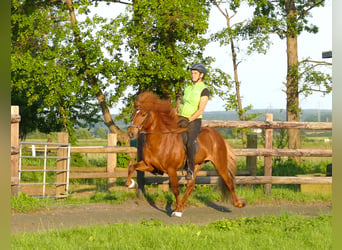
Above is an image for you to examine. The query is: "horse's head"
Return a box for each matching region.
[128,107,151,139]
[128,91,178,139]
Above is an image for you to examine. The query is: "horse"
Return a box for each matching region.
[126,91,245,217]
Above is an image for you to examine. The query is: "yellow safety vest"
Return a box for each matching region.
[179,82,207,119]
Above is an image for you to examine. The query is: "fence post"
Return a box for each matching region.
[11,106,20,196]
[264,113,273,195]
[56,132,68,197]
[107,133,117,187]
[246,133,257,177]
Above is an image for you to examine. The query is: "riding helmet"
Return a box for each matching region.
[190,63,207,76]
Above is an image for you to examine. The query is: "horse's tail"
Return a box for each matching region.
[217,140,236,202]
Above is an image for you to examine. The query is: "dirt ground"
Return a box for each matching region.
[11,199,332,235]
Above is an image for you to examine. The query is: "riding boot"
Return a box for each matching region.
[185,164,194,180]
[185,142,196,180]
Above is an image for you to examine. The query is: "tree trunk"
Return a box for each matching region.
[96,90,130,144]
[225,8,246,146]
[64,0,129,144]
[213,1,245,122]
[286,1,301,162]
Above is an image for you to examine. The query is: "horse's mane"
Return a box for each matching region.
[135,91,179,129]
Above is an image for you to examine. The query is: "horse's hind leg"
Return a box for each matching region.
[214,161,245,208]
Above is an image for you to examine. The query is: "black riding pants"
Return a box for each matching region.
[183,119,201,172]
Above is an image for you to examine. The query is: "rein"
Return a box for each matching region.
[140,128,187,135]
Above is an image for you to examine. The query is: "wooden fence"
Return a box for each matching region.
[204,114,332,194]
[67,113,332,195]
[11,106,20,196]
[12,105,332,196]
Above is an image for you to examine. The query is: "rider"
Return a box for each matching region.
[178,63,209,180]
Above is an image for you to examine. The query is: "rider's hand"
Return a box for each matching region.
[177,116,190,128]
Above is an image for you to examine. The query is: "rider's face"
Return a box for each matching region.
[191,70,203,83]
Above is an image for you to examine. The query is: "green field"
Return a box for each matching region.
[12,213,331,249]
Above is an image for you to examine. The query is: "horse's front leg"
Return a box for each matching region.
[125,161,154,189]
[181,164,201,207]
[167,168,182,217]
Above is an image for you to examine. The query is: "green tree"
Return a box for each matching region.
[75,128,93,139]
[211,0,263,146]
[211,0,260,120]
[244,0,331,158]
[11,0,217,142]
[93,127,108,139]
[117,0,212,119]
[64,0,130,143]
[11,0,128,142]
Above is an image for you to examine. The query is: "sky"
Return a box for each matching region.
[86,1,332,113]
[204,0,332,111]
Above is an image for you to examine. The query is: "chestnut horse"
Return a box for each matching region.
[126,92,245,217]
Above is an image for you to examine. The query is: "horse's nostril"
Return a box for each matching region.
[128,131,137,139]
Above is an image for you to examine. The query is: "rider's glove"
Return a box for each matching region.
[177,116,190,128]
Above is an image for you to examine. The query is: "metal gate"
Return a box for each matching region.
[18,141,71,198]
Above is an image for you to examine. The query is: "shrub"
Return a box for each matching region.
[71,153,88,167]
[117,153,131,168]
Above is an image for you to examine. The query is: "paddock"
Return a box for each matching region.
[11,106,332,197]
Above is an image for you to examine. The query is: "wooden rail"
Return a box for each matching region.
[70,146,137,154]
[67,169,250,179]
[233,148,332,157]
[202,120,332,130]
[68,146,332,157]
[144,176,332,185]
[22,146,330,158]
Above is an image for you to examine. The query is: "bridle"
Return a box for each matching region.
[129,108,187,135]
[129,108,151,133]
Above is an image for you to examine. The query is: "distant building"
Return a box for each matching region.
[322,50,332,58]
[251,128,262,134]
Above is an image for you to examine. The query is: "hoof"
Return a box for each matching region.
[127,179,136,189]
[234,199,245,208]
[171,211,182,217]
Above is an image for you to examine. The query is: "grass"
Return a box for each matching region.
[11,190,136,213]
[11,193,53,213]
[11,213,332,249]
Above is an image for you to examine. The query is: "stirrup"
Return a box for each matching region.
[185,170,194,180]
